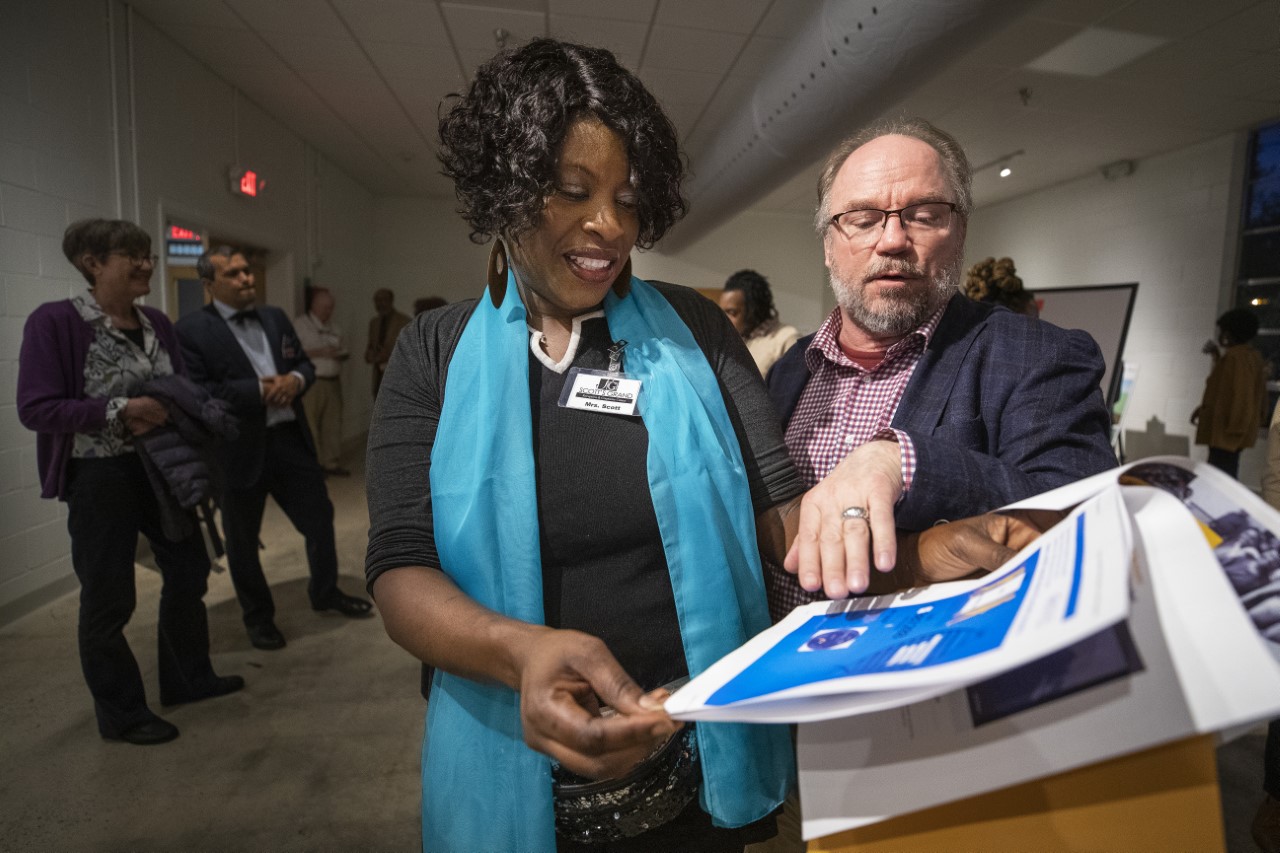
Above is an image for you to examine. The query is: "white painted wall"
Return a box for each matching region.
[641,209,832,335]
[0,0,374,619]
[964,133,1250,481]
[1,0,118,618]
[368,202,832,338]
[371,196,489,306]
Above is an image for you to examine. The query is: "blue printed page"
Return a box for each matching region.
[666,488,1132,723]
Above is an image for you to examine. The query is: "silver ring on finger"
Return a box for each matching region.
[841,505,870,524]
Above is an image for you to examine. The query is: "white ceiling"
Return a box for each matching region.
[126,0,1279,221]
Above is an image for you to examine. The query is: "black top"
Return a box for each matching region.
[120,325,146,350]
[364,281,800,848]
[364,282,803,686]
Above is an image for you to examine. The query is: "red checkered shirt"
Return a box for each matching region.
[765,304,945,620]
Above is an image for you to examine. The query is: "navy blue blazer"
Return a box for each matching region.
[176,304,317,488]
[767,294,1116,530]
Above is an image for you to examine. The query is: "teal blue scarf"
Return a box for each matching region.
[425,271,791,852]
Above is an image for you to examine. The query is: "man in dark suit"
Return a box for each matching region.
[177,247,371,650]
[766,118,1115,609]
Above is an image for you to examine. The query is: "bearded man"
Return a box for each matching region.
[766,117,1116,612]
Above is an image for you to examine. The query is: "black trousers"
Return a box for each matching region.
[1267,719,1280,798]
[1207,446,1241,478]
[65,455,216,737]
[221,421,338,628]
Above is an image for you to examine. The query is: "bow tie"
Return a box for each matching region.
[230,308,259,324]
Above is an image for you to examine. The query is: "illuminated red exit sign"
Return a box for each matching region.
[228,167,267,198]
[169,225,200,241]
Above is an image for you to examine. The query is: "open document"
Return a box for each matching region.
[665,457,1280,839]
[666,488,1131,723]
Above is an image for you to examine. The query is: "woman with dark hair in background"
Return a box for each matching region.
[412,295,447,315]
[718,269,800,377]
[1192,307,1268,477]
[963,256,1038,318]
[364,39,1042,852]
[16,219,242,746]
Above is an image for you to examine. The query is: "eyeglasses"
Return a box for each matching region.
[828,202,957,243]
[107,251,159,267]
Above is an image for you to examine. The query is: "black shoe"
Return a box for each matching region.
[107,718,180,746]
[161,675,246,707]
[247,622,287,650]
[314,591,374,618]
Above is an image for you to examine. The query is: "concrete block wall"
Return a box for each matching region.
[0,0,118,618]
[964,133,1247,480]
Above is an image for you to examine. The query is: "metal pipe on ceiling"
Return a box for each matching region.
[663,0,1026,252]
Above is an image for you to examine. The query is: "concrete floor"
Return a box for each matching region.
[0,448,1271,851]
[0,452,424,851]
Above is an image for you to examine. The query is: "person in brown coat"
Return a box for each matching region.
[364,288,410,397]
[1192,307,1268,478]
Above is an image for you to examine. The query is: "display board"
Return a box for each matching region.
[1034,283,1138,409]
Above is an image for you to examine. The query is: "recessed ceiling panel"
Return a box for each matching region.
[733,36,788,78]
[367,41,464,84]
[637,67,722,109]
[126,0,248,30]
[549,0,657,24]
[458,47,503,80]
[1025,27,1169,77]
[162,25,284,71]
[387,77,460,128]
[754,0,824,39]
[439,5,546,50]
[950,16,1082,71]
[332,0,452,46]
[227,0,347,38]
[1027,0,1122,27]
[547,16,648,69]
[642,25,746,73]
[268,34,375,74]
[654,0,772,35]
[447,0,546,12]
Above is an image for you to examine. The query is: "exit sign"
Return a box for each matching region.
[229,167,266,198]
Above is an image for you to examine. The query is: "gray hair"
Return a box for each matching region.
[62,218,152,285]
[814,117,972,233]
[196,244,242,281]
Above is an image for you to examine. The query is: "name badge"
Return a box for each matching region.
[559,368,641,416]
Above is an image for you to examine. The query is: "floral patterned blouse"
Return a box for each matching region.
[71,292,174,458]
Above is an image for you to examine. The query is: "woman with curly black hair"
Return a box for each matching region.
[719,269,801,376]
[365,38,1039,853]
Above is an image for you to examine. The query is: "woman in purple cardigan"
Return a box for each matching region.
[16,219,242,745]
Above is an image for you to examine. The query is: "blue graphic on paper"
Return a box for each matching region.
[705,518,1084,707]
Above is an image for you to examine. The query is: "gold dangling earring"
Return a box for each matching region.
[487,239,509,307]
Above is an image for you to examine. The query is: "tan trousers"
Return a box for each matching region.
[302,377,343,469]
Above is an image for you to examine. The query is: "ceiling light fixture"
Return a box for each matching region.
[1100,159,1136,181]
[973,149,1025,178]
